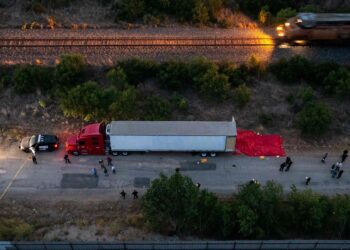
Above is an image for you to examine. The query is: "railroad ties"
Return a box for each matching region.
[0,37,275,47]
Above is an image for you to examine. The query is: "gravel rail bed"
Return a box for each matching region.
[1,46,349,65]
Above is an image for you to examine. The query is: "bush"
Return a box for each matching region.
[276,7,297,23]
[143,96,171,120]
[269,56,313,84]
[54,54,86,88]
[109,86,139,120]
[114,0,145,22]
[118,58,159,85]
[0,219,33,240]
[192,0,209,25]
[171,93,189,111]
[107,67,128,90]
[234,84,251,107]
[59,81,113,121]
[218,62,248,87]
[237,0,296,16]
[197,69,230,100]
[296,102,332,135]
[258,5,272,25]
[13,65,52,93]
[158,61,190,90]
[322,67,350,98]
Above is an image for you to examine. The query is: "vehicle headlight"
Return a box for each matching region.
[285,22,290,27]
[276,26,283,31]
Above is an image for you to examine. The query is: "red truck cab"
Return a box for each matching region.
[65,123,106,155]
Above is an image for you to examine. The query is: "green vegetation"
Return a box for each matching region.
[0,219,33,240]
[5,54,350,136]
[142,173,350,239]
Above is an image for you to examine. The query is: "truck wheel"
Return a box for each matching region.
[122,152,129,156]
[210,152,217,157]
[111,151,119,156]
[72,151,79,156]
[200,152,207,157]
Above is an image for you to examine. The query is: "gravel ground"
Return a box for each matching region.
[1,45,349,66]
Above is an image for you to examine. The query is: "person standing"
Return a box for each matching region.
[132,190,138,199]
[196,183,201,189]
[107,157,113,166]
[285,160,293,172]
[91,168,98,177]
[305,177,311,185]
[341,150,348,163]
[337,170,344,179]
[321,153,328,163]
[103,166,109,177]
[111,165,116,174]
[32,154,37,164]
[279,162,286,171]
[120,190,126,199]
[64,154,71,164]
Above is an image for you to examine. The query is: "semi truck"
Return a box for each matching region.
[65,118,237,157]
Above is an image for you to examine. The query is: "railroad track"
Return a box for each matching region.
[0,37,276,47]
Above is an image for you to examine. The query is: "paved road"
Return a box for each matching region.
[0,145,348,200]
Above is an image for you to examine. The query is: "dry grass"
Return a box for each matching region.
[126,214,144,228]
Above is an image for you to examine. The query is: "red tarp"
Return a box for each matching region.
[235,129,286,157]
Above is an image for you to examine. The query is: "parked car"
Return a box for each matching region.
[19,134,59,153]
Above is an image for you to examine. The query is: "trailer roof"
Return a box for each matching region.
[298,13,350,22]
[109,120,237,136]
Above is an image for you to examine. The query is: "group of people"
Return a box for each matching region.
[90,157,116,177]
[120,189,139,199]
[279,156,293,172]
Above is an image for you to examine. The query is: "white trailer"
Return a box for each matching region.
[105,118,237,157]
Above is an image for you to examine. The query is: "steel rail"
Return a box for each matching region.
[0,37,276,47]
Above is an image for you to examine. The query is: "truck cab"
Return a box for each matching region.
[65,123,106,155]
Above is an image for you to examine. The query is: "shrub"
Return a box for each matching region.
[234,84,251,107]
[269,56,313,84]
[197,69,230,100]
[296,102,332,135]
[13,65,52,93]
[276,7,297,23]
[107,67,128,90]
[192,0,209,25]
[246,55,265,78]
[118,58,159,85]
[218,62,248,87]
[143,96,171,120]
[171,93,189,111]
[158,61,190,90]
[143,14,161,26]
[109,86,139,120]
[322,67,350,98]
[287,187,327,235]
[54,54,86,88]
[114,0,145,22]
[0,219,33,240]
[237,0,296,16]
[258,5,272,25]
[59,81,112,121]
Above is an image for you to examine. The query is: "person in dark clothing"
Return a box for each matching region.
[321,153,328,163]
[196,183,201,189]
[285,156,292,165]
[132,190,138,199]
[111,165,116,174]
[91,168,98,177]
[103,166,108,176]
[120,190,126,199]
[341,150,348,163]
[285,161,293,171]
[305,177,311,185]
[32,155,37,164]
[175,168,180,173]
[279,162,286,171]
[107,157,113,166]
[64,154,71,164]
[337,170,344,179]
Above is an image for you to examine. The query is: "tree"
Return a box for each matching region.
[114,0,145,22]
[59,81,110,121]
[234,84,251,107]
[54,53,86,88]
[118,58,159,85]
[107,67,128,90]
[328,195,350,238]
[13,65,52,93]
[276,7,297,23]
[322,67,350,98]
[158,61,190,90]
[109,86,139,120]
[142,173,199,234]
[287,187,327,235]
[296,102,332,135]
[258,5,271,25]
[198,68,230,100]
[206,0,223,21]
[192,0,209,25]
[143,96,171,120]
